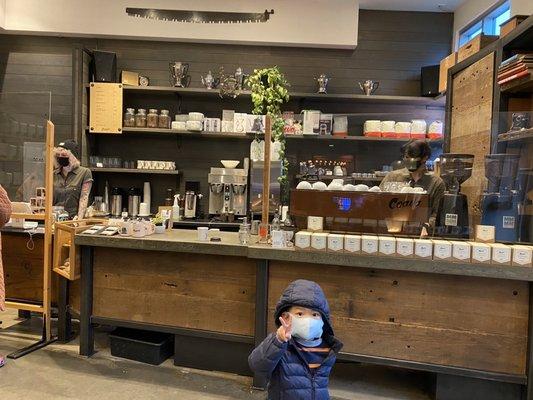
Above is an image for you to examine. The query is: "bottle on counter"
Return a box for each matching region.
[271,212,281,232]
[172,194,181,222]
[238,217,251,245]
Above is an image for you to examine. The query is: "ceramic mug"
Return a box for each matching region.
[197,227,209,241]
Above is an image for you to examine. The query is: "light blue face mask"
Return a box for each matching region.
[290,314,324,341]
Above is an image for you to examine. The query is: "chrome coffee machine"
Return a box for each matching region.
[208,165,248,219]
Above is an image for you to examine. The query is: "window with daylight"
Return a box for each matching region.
[458,1,510,47]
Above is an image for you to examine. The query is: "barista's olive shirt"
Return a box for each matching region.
[53,166,93,218]
[380,167,445,226]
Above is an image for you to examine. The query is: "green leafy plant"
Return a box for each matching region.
[246,67,290,203]
[152,213,164,226]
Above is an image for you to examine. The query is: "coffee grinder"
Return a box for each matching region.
[438,153,474,238]
[481,154,520,242]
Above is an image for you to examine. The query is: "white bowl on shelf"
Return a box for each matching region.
[343,184,357,191]
[296,181,313,190]
[369,186,381,192]
[221,160,240,169]
[312,181,327,191]
[354,184,369,192]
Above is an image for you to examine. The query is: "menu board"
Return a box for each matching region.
[89,83,123,134]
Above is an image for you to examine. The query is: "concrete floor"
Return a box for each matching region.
[0,309,432,400]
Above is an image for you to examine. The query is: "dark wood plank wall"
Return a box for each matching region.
[0,10,453,209]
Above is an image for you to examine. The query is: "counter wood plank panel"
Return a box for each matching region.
[1,232,59,304]
[91,248,256,336]
[267,261,528,376]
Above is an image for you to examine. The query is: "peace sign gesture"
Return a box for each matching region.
[277,314,292,342]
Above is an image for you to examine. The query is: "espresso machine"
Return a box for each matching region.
[481,154,520,242]
[437,153,474,238]
[208,166,248,219]
[184,181,202,219]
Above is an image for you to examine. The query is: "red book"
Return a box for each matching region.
[498,70,530,85]
[498,64,528,80]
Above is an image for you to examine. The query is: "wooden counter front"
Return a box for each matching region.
[2,231,58,304]
[267,261,528,376]
[89,247,256,336]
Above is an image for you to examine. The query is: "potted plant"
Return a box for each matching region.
[246,66,290,203]
[152,214,166,234]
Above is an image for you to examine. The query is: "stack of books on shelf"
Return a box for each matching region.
[498,53,533,91]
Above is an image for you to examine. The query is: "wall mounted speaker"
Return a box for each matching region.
[92,50,117,83]
[421,65,439,97]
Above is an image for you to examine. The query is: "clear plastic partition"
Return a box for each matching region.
[0,92,51,205]
[286,109,532,245]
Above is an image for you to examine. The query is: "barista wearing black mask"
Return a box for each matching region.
[380,140,445,236]
[53,140,93,219]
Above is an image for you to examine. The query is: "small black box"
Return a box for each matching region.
[92,50,117,83]
[420,65,440,97]
[109,328,174,365]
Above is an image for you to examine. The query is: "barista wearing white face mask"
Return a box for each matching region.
[380,140,445,236]
[53,140,93,219]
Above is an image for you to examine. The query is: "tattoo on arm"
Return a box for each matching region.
[78,181,92,219]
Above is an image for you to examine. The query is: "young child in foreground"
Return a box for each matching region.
[249,279,343,400]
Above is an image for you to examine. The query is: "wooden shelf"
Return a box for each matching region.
[500,74,533,94]
[88,127,443,144]
[86,83,445,107]
[498,127,533,143]
[89,167,180,175]
[285,135,443,144]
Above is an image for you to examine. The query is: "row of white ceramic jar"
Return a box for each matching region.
[294,231,533,267]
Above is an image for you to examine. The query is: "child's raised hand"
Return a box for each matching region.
[277,314,292,342]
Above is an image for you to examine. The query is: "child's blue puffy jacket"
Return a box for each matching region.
[248,279,343,400]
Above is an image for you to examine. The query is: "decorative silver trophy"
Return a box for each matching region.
[169,62,191,87]
[201,71,219,89]
[316,74,330,94]
[358,80,379,96]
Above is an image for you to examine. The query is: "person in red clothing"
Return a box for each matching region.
[0,184,13,367]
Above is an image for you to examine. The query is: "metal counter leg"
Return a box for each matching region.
[57,276,72,343]
[252,259,269,390]
[79,246,94,356]
[526,283,533,400]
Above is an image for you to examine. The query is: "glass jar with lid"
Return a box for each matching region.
[158,109,171,129]
[135,109,147,127]
[124,108,135,127]
[147,109,159,128]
